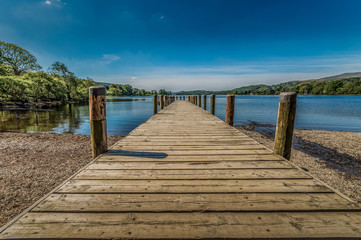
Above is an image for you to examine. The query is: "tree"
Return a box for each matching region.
[49,61,76,100]
[0,41,41,75]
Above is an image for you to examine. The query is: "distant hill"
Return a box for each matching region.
[176,72,361,95]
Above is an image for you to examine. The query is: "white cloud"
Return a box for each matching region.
[130,76,137,80]
[102,54,120,62]
[43,0,65,7]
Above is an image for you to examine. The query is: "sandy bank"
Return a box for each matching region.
[0,133,124,228]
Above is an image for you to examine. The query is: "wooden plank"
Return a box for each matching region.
[98,154,282,162]
[2,212,361,239]
[87,161,294,169]
[56,179,330,193]
[106,149,273,156]
[73,169,310,180]
[115,145,265,151]
[33,193,358,212]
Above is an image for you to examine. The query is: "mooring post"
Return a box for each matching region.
[198,95,201,107]
[160,95,164,109]
[225,94,235,126]
[210,94,215,115]
[203,95,207,110]
[153,94,158,115]
[89,86,107,159]
[273,92,297,160]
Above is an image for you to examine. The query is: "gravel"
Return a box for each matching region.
[0,133,124,228]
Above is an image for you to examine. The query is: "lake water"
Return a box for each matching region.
[1,95,360,135]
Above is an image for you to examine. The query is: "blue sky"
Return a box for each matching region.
[1,0,361,91]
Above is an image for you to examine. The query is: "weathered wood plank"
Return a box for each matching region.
[87,161,294,169]
[74,168,310,180]
[34,193,358,212]
[56,179,330,193]
[98,154,282,162]
[106,149,273,156]
[3,212,361,239]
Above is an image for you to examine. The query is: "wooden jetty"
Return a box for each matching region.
[1,100,361,239]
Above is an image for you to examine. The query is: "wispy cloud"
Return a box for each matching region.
[42,0,66,7]
[101,54,121,62]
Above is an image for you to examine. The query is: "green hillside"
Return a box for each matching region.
[176,74,361,95]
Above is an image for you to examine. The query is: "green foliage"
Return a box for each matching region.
[0,76,29,101]
[23,72,67,101]
[176,78,361,95]
[107,84,171,96]
[0,41,41,75]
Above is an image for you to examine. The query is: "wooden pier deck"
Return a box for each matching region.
[1,100,361,239]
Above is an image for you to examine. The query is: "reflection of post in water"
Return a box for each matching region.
[68,103,72,115]
[35,110,39,125]
[15,111,20,130]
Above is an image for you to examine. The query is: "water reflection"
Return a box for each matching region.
[1,95,361,134]
[0,96,155,135]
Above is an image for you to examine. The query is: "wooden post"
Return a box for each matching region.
[273,92,297,160]
[183,96,185,100]
[225,94,235,126]
[210,94,215,115]
[198,95,201,107]
[195,96,197,105]
[203,95,206,110]
[160,95,164,109]
[89,86,107,159]
[153,94,158,115]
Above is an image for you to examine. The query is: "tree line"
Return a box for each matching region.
[106,84,171,96]
[0,41,171,104]
[177,78,361,96]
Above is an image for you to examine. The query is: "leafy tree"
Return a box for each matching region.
[49,61,76,100]
[121,84,133,96]
[0,76,29,101]
[24,72,67,101]
[0,41,41,75]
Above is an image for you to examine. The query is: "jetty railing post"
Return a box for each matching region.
[198,95,201,107]
[153,94,158,115]
[160,95,164,109]
[273,92,297,160]
[210,94,215,115]
[89,86,107,159]
[203,95,207,110]
[225,94,235,126]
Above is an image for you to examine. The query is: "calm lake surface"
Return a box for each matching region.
[1,95,360,135]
